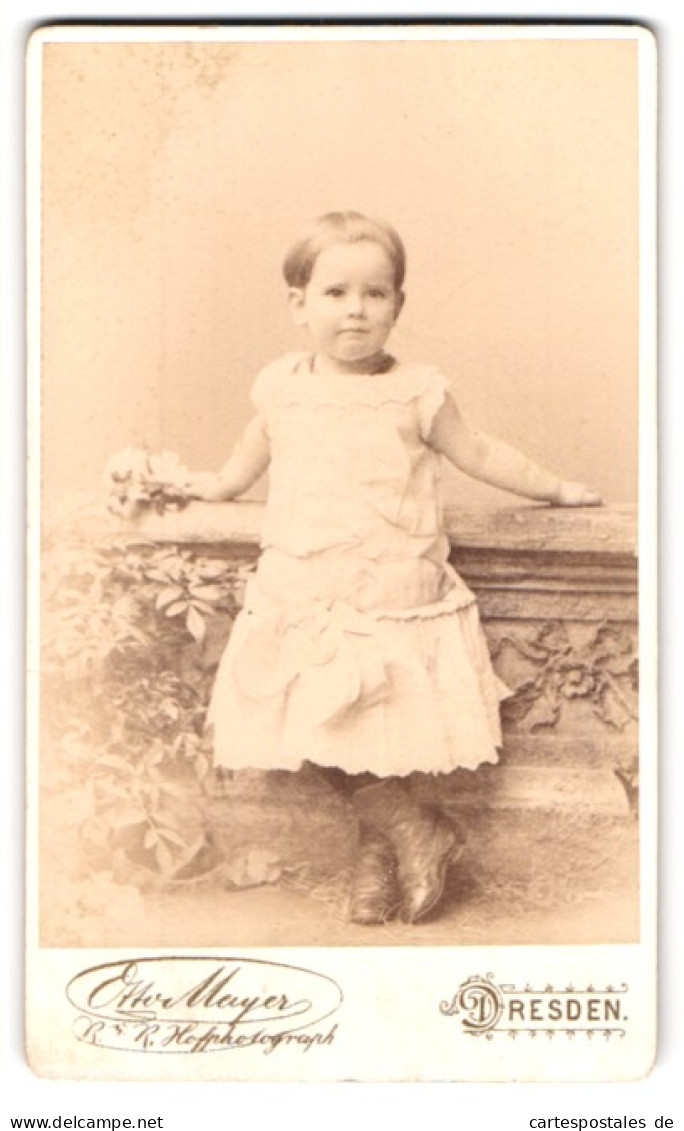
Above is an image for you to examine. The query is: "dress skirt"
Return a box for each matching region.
[207,546,510,778]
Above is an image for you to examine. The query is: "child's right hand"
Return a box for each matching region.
[183,472,229,502]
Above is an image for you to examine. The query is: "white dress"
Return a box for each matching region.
[207,352,509,777]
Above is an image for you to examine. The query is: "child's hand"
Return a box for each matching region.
[553,481,604,507]
[183,473,229,502]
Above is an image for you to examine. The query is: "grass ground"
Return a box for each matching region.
[86,808,639,949]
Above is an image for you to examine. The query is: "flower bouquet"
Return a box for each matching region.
[105,448,191,518]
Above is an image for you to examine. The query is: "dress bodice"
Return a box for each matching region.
[251,353,452,567]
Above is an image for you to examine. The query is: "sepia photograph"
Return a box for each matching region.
[26,22,655,1080]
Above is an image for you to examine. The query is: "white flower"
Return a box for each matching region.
[148,450,189,488]
[104,447,151,484]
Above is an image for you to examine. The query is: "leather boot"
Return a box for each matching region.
[349,826,400,925]
[353,778,467,923]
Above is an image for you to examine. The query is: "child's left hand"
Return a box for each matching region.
[553,481,604,507]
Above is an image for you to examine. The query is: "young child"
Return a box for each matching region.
[185,211,602,926]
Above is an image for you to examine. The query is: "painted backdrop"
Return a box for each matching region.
[41,37,639,508]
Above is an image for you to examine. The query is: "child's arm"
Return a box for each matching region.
[428,394,603,506]
[184,415,270,501]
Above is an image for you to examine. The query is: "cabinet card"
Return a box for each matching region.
[26,21,656,1082]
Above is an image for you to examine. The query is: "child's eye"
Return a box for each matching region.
[325,287,345,297]
[368,288,390,299]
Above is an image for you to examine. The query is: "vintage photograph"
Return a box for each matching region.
[33,27,646,959]
[26,27,657,1084]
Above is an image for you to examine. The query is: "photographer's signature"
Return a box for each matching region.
[66,957,342,1055]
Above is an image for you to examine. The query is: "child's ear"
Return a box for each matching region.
[288,287,307,326]
[393,290,406,321]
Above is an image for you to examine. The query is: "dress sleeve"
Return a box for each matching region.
[250,352,305,414]
[416,369,451,441]
[250,360,279,413]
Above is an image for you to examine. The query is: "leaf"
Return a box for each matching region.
[154,807,185,832]
[196,562,229,580]
[187,599,217,617]
[497,635,551,665]
[186,606,206,643]
[109,808,149,829]
[188,584,223,603]
[155,585,185,611]
[526,693,561,732]
[594,686,636,730]
[600,644,638,677]
[591,623,634,662]
[502,622,572,665]
[536,621,572,653]
[145,567,178,585]
[121,624,153,647]
[164,600,189,618]
[157,827,189,849]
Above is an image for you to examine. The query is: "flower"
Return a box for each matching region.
[559,667,596,698]
[104,448,152,485]
[148,450,190,488]
[105,448,191,517]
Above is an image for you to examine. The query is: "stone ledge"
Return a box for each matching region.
[117,501,637,558]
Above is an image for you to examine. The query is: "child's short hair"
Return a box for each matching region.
[283,211,406,291]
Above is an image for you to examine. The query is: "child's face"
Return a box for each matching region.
[288,240,404,372]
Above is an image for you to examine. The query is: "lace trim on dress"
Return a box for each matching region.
[251,353,450,426]
[372,585,476,621]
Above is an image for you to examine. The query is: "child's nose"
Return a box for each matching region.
[346,292,365,316]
